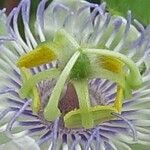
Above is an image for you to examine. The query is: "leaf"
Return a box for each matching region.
[103,0,150,25]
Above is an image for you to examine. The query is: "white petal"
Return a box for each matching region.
[0,131,11,145]
[0,9,8,36]
[112,140,132,150]
[0,136,40,150]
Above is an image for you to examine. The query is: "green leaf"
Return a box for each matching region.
[103,0,150,25]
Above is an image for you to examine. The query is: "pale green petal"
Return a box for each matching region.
[0,132,11,145]
[130,143,150,150]
[144,57,150,69]
[47,29,79,68]
[112,140,132,150]
[43,0,90,39]
[0,10,7,36]
[95,16,139,55]
[0,136,40,150]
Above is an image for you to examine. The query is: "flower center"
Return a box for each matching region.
[70,53,91,80]
[37,77,117,129]
[16,30,142,129]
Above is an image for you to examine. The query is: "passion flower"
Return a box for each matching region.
[0,0,150,149]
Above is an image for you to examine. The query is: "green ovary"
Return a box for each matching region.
[70,53,91,80]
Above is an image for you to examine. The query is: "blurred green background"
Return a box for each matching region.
[0,0,150,150]
[0,0,150,25]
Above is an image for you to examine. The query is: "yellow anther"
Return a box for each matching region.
[31,86,41,113]
[17,45,56,68]
[98,56,124,74]
[98,56,124,112]
[114,86,124,112]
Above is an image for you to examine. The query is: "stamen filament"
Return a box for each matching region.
[73,79,94,128]
[20,68,60,98]
[44,51,80,121]
[114,86,123,112]
[91,67,125,90]
[20,68,41,113]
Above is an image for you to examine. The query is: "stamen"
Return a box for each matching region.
[17,44,56,68]
[114,86,123,112]
[84,48,142,96]
[44,51,80,121]
[73,80,94,128]
[98,55,123,74]
[19,68,60,98]
[20,68,41,113]
[112,112,138,141]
